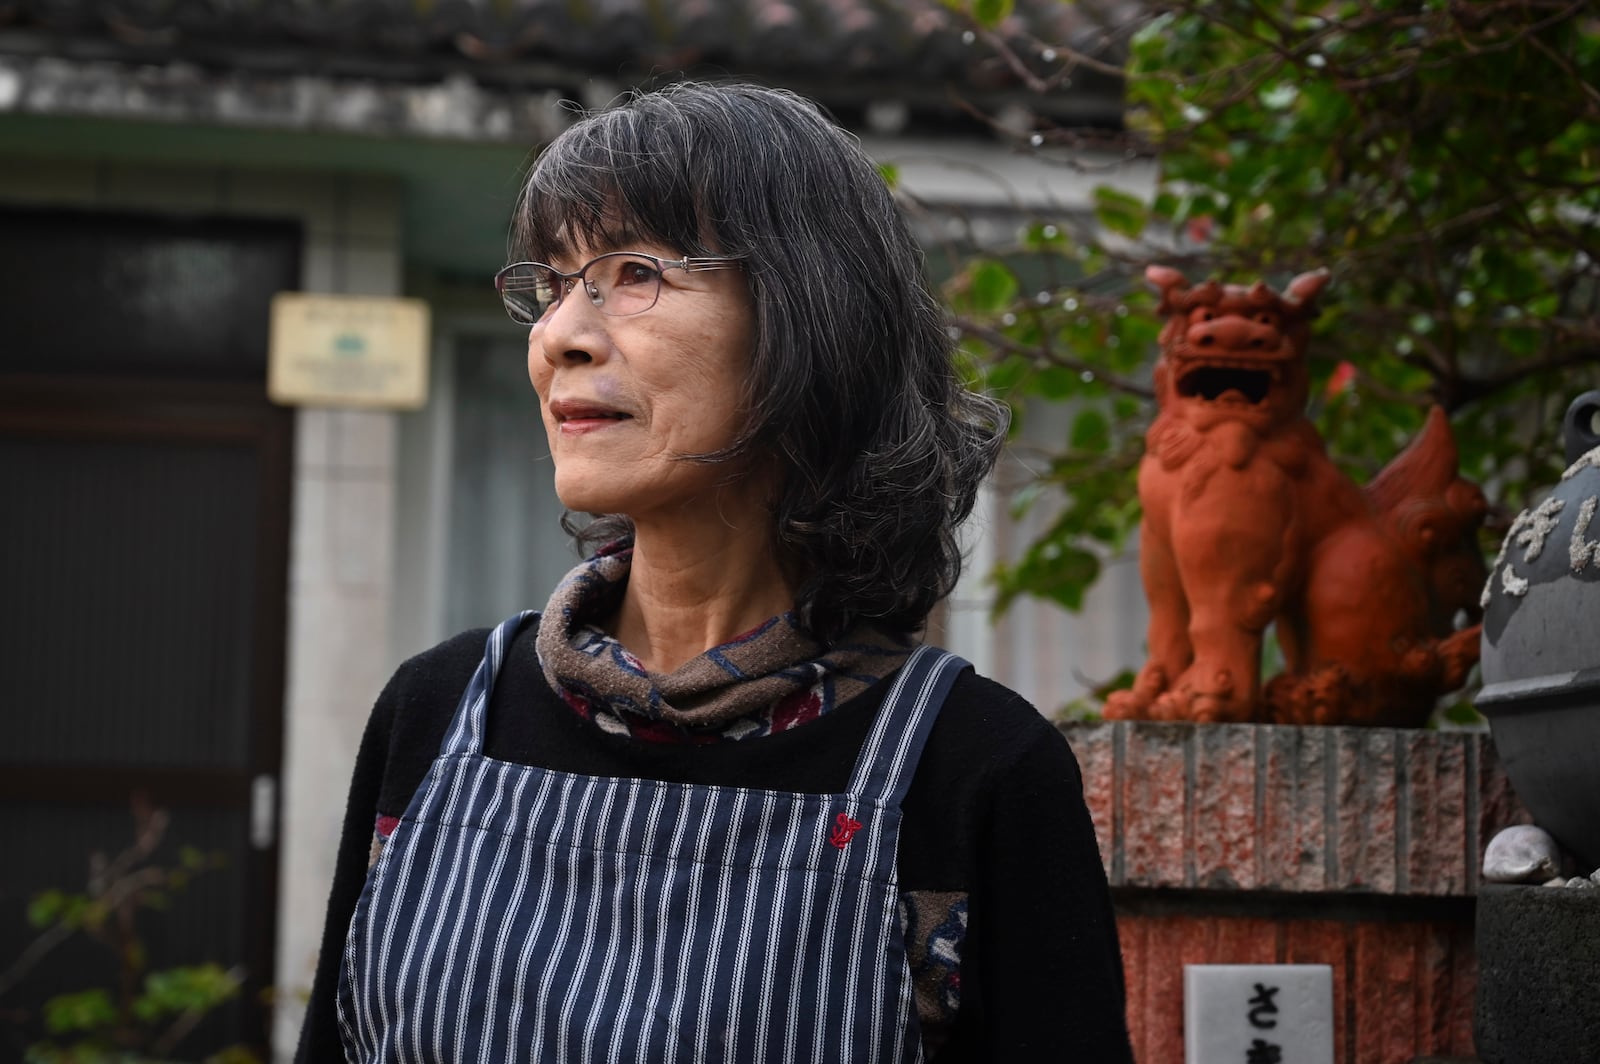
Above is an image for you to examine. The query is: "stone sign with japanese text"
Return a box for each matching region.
[1184,964,1333,1064]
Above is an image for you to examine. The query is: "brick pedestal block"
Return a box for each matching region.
[1062,722,1530,1064]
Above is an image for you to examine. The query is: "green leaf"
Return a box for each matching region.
[1092,187,1150,239]
[875,163,900,189]
[79,901,108,933]
[207,1047,266,1064]
[981,353,1030,394]
[967,259,1018,314]
[1070,408,1111,452]
[27,889,66,929]
[1036,366,1079,400]
[998,545,1102,613]
[43,990,117,1035]
[58,896,91,930]
[970,0,1013,29]
[135,964,242,1022]
[1021,221,1071,252]
[1112,395,1142,421]
[1441,701,1487,727]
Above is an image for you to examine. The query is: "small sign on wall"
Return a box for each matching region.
[1185,964,1333,1064]
[268,293,430,410]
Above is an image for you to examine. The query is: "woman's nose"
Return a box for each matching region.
[537,292,610,367]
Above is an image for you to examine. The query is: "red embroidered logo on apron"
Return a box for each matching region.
[829,812,863,849]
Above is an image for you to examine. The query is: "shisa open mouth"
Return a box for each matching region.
[1176,360,1281,404]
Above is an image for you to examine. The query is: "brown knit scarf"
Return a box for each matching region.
[534,540,913,742]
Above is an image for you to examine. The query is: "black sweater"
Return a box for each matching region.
[296,623,1134,1062]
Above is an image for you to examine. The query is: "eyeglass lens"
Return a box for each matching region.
[498,253,666,324]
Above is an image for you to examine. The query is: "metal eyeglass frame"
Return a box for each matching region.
[493,251,744,325]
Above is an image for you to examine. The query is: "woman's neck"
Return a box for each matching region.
[609,489,796,674]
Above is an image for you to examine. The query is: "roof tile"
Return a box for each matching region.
[4,0,1135,89]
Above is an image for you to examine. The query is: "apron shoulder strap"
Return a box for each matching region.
[440,610,540,757]
[844,645,969,808]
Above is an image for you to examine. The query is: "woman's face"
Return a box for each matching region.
[527,238,761,523]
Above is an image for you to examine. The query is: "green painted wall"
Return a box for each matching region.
[0,113,534,278]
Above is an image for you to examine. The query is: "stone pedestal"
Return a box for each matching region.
[1474,883,1600,1063]
[1061,721,1529,1064]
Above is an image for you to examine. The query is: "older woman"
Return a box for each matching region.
[298,81,1132,1062]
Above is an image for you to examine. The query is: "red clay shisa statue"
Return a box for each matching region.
[1103,265,1488,727]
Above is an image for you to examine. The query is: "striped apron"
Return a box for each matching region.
[336,611,966,1064]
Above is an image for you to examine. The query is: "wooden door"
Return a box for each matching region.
[0,208,297,1058]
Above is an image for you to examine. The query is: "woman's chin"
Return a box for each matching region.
[554,489,620,518]
[553,467,748,528]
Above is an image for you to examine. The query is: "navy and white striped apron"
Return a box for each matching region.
[336,611,967,1063]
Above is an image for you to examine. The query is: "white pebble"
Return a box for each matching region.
[1483,824,1563,883]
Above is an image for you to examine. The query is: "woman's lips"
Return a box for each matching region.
[560,416,626,435]
[549,398,633,434]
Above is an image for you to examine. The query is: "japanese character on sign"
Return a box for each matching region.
[1246,1038,1283,1064]
[1247,983,1280,1029]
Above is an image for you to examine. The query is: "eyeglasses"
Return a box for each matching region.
[494,251,744,325]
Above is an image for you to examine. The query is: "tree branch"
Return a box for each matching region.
[950,315,1156,400]
[1457,346,1600,405]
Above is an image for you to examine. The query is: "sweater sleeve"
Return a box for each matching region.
[294,684,393,1056]
[293,630,488,1062]
[293,680,396,1064]
[972,719,1134,1062]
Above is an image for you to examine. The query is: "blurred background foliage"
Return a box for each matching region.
[939,0,1600,620]
[0,804,256,1064]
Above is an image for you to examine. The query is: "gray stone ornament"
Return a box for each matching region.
[1476,390,1600,871]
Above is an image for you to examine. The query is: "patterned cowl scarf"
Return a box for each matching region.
[535,540,914,743]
